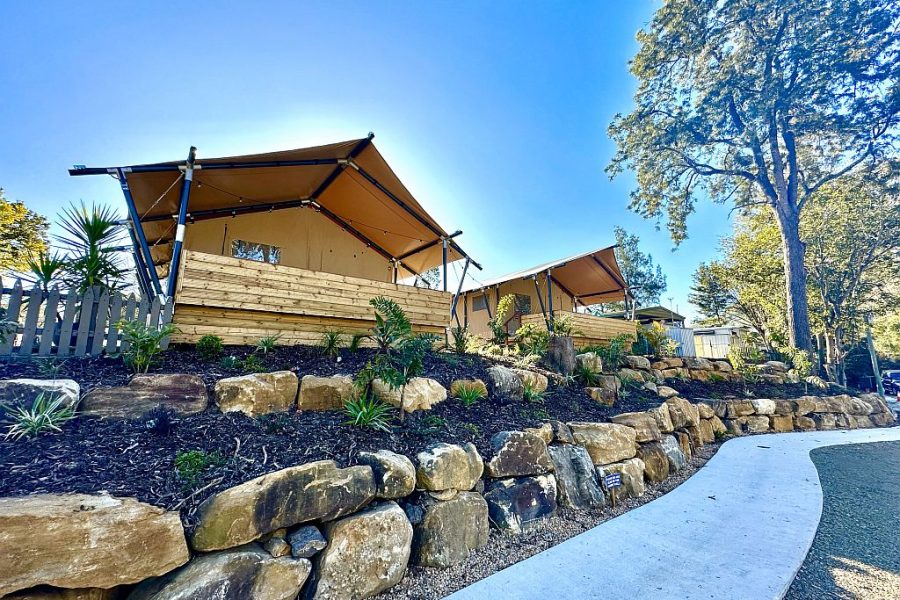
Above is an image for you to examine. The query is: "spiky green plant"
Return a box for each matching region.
[1,393,75,440]
[320,330,344,359]
[343,396,393,432]
[56,202,125,293]
[450,325,469,355]
[119,320,178,374]
[455,385,486,407]
[523,381,546,403]
[26,251,66,293]
[575,363,601,386]
[255,334,281,355]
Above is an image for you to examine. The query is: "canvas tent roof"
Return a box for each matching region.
[463,245,628,303]
[601,306,685,323]
[69,136,474,279]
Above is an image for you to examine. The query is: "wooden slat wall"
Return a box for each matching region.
[521,311,637,349]
[171,250,452,345]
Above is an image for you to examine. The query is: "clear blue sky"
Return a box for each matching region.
[0,1,732,323]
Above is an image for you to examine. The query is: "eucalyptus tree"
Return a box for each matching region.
[608,0,900,351]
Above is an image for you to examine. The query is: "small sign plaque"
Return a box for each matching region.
[604,472,622,489]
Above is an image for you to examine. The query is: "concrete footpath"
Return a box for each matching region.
[446,427,900,600]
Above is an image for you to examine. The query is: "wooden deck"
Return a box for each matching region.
[520,311,636,349]
[171,250,452,345]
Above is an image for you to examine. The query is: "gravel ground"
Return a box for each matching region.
[376,443,720,600]
[785,441,900,600]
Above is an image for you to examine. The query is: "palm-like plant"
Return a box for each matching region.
[26,252,66,293]
[56,202,125,293]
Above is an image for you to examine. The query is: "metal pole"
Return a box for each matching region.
[166,147,196,298]
[116,167,162,296]
[546,269,554,333]
[125,223,151,296]
[533,277,548,327]
[450,257,470,325]
[442,237,448,292]
[865,315,885,397]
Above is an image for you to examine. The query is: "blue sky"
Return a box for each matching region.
[0,1,732,323]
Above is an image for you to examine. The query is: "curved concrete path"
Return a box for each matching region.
[446,428,900,600]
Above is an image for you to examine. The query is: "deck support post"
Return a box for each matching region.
[166,147,196,299]
[117,167,162,297]
[450,257,470,328]
[546,269,554,333]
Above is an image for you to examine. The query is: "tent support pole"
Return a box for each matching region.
[533,277,549,328]
[166,146,196,299]
[117,167,162,297]
[450,257,470,327]
[483,291,493,321]
[546,269,554,333]
[126,224,151,297]
[442,238,448,292]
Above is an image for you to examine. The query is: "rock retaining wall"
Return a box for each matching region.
[2,390,893,599]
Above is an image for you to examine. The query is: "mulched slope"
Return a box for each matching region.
[664,377,819,400]
[0,345,834,530]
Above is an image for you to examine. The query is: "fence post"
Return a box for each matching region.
[38,286,61,356]
[0,280,24,355]
[18,286,43,357]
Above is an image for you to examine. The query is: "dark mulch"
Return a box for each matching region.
[665,377,830,400]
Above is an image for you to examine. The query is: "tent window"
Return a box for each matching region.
[472,295,487,312]
[231,240,281,265]
[513,294,532,315]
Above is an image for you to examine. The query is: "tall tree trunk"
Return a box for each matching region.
[772,205,812,351]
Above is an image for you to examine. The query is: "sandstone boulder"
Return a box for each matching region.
[128,545,310,600]
[357,450,416,499]
[549,420,575,444]
[484,431,554,478]
[712,360,733,372]
[683,424,704,449]
[659,435,687,473]
[373,377,447,413]
[773,400,795,416]
[636,442,669,483]
[486,366,525,403]
[769,415,794,432]
[575,352,603,374]
[81,375,207,419]
[713,399,755,419]
[191,461,374,552]
[547,444,606,510]
[597,457,645,499]
[450,379,487,398]
[586,386,615,407]
[872,411,897,427]
[648,404,675,433]
[696,402,715,419]
[297,375,353,411]
[610,411,662,442]
[215,371,298,417]
[794,415,816,431]
[416,443,483,492]
[853,415,875,428]
[483,474,558,534]
[683,357,714,371]
[568,422,638,465]
[793,396,818,416]
[0,379,80,420]
[542,335,576,375]
[698,419,715,444]
[665,396,699,428]
[750,399,777,415]
[643,381,658,394]
[264,537,292,559]
[408,492,488,568]
[617,368,646,383]
[511,369,549,393]
[675,431,693,460]
[524,422,554,444]
[623,355,651,371]
[6,589,119,599]
[814,413,837,430]
[0,494,189,597]
[709,415,728,436]
[724,416,770,435]
[656,385,679,399]
[307,502,412,600]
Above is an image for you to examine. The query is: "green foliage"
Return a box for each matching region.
[241,354,265,374]
[320,331,344,360]
[420,414,446,431]
[612,227,667,307]
[708,373,726,383]
[488,294,515,344]
[460,422,481,437]
[575,363,601,386]
[0,190,49,272]
[783,346,813,378]
[690,263,735,327]
[220,355,241,370]
[35,358,65,378]
[343,396,393,432]
[523,381,545,404]
[196,335,224,360]
[1,393,75,441]
[873,312,900,359]
[454,384,486,408]
[594,334,633,372]
[119,320,177,374]
[174,450,225,488]
[57,202,125,293]
[26,251,65,292]
[349,333,365,353]
[516,323,550,356]
[255,334,280,355]
[450,325,469,355]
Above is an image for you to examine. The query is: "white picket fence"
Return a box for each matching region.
[0,279,173,358]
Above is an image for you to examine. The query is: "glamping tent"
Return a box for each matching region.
[69,134,480,345]
[457,245,636,348]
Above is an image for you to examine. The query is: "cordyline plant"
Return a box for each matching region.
[350,297,437,425]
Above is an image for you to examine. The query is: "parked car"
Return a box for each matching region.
[882,370,900,395]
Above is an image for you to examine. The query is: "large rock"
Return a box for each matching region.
[547,444,606,510]
[648,404,675,433]
[712,360,733,372]
[659,435,687,473]
[656,385,679,399]
[128,545,310,600]
[813,413,837,430]
[696,402,715,419]
[0,493,189,597]
[794,415,817,431]
[306,502,412,600]
[773,400,796,416]
[357,450,416,499]
[0,379,80,420]
[297,375,353,411]
[750,399,777,415]
[709,415,728,436]
[483,474,558,534]
[675,431,693,460]
[450,379,487,398]
[586,386,615,407]
[665,396,699,428]
[769,414,794,432]
[623,355,652,370]
[511,369,549,393]
[759,360,789,374]
[724,416,770,435]
[698,419,715,444]
[636,442,669,483]
[684,357,714,371]
[486,366,525,403]
[373,377,447,413]
[484,431,554,478]
[416,443,483,492]
[575,352,603,374]
[215,371,298,417]
[617,368,646,383]
[191,461,374,552]
[542,335,576,375]
[610,411,662,442]
[713,399,755,419]
[568,422,638,465]
[597,457,645,499]
[80,375,207,419]
[524,422,554,444]
[793,396,819,416]
[408,492,488,568]
[286,526,327,559]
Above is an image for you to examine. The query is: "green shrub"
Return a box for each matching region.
[450,325,469,355]
[255,334,281,355]
[708,372,726,383]
[516,323,550,356]
[119,320,178,374]
[455,385,486,407]
[196,334,224,360]
[594,334,633,372]
[320,331,344,359]
[421,414,446,430]
[575,363,601,386]
[241,354,266,373]
[343,396,393,432]
[523,381,545,403]
[220,355,241,370]
[175,449,225,488]
[550,315,579,337]
[1,393,75,441]
[488,294,515,344]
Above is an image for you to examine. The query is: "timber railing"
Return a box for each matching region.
[0,279,174,358]
[520,310,637,349]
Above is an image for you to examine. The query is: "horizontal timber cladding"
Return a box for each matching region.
[520,311,636,349]
[171,250,451,345]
